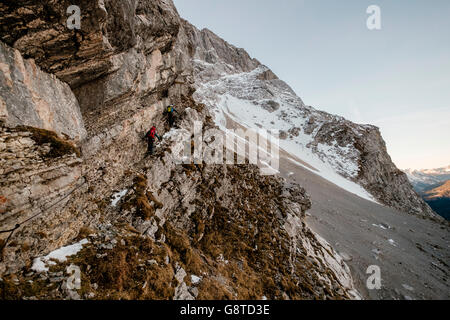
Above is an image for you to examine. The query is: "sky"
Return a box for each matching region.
[173,0,450,170]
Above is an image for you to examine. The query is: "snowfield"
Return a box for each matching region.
[193,64,376,202]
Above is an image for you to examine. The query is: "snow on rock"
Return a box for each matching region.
[191,275,202,285]
[32,239,89,272]
[372,223,388,230]
[402,284,414,291]
[193,61,377,202]
[388,239,397,247]
[188,26,437,217]
[111,189,128,207]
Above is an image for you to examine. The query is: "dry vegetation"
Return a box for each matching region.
[178,164,341,300]
[121,175,163,221]
[19,126,80,158]
[0,98,350,301]
[0,162,347,300]
[0,235,176,300]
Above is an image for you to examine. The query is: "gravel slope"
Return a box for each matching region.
[279,156,450,300]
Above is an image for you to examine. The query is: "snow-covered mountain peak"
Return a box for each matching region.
[184,22,437,218]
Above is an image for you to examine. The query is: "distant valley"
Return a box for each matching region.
[405,166,450,220]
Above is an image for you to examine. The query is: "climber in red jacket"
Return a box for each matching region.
[144,126,162,156]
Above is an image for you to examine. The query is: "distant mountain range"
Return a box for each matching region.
[404,166,450,219]
[404,165,450,191]
[423,180,450,199]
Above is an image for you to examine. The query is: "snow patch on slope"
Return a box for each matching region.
[32,239,89,272]
[111,189,128,207]
[194,65,376,202]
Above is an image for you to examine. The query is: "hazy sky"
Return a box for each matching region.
[173,0,450,170]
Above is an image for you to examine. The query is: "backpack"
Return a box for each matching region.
[148,127,156,139]
[167,106,173,113]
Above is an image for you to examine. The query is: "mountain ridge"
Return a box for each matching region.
[403,166,450,220]
[0,0,361,299]
[0,0,447,300]
[182,20,438,219]
[404,165,450,191]
[424,180,450,199]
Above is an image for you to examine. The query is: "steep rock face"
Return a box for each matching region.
[0,0,193,135]
[69,1,193,136]
[0,42,86,141]
[184,22,437,218]
[0,0,361,299]
[0,0,193,274]
[1,0,113,87]
[184,24,260,77]
[352,127,436,217]
[0,0,181,88]
[1,106,360,300]
[308,116,436,217]
[0,126,84,271]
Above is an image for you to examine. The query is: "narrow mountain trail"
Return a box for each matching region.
[1,0,448,301]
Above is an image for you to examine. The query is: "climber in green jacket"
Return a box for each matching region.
[165,105,178,127]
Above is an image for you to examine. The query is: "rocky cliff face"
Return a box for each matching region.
[0,0,184,87]
[0,0,360,299]
[183,22,438,219]
[1,109,360,299]
[1,0,192,275]
[0,42,86,140]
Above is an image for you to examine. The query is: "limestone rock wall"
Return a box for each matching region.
[0,125,85,274]
[352,126,436,217]
[0,42,86,141]
[0,0,180,87]
[0,0,194,273]
[184,23,260,75]
[306,116,437,217]
[0,0,362,299]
